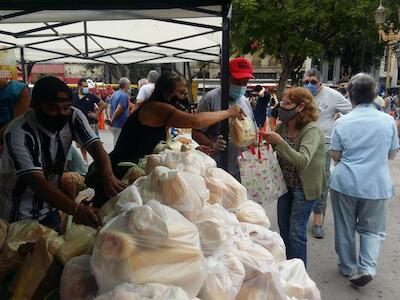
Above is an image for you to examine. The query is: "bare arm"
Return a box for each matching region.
[86,140,125,198]
[192,130,214,147]
[331,150,342,162]
[139,102,242,129]
[21,172,77,215]
[95,100,107,113]
[0,87,30,138]
[111,104,126,125]
[13,87,30,117]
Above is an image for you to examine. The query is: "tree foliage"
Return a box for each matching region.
[231,0,398,97]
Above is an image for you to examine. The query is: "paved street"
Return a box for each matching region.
[98,130,400,300]
[264,156,400,300]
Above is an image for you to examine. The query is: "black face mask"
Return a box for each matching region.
[169,96,191,112]
[36,109,71,132]
[278,105,299,122]
[339,88,347,95]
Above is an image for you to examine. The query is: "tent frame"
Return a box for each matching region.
[0,2,232,170]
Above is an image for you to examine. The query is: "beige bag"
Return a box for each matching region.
[229,117,257,147]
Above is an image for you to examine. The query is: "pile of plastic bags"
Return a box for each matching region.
[0,148,321,300]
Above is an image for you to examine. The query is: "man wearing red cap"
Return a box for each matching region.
[193,57,256,181]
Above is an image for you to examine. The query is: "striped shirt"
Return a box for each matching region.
[0,107,99,222]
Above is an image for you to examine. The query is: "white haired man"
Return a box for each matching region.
[136,70,160,104]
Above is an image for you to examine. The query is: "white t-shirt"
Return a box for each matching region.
[0,107,99,222]
[315,86,352,147]
[136,83,155,102]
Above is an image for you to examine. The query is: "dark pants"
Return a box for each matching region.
[277,187,317,267]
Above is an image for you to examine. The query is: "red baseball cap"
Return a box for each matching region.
[229,57,255,80]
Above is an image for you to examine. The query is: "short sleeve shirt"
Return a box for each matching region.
[0,107,99,222]
[136,83,155,101]
[109,90,129,128]
[136,83,155,102]
[330,104,399,199]
[196,87,256,178]
[72,91,101,124]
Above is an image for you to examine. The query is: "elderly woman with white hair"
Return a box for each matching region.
[330,73,399,287]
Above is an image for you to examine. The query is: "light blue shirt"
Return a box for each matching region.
[330,104,399,200]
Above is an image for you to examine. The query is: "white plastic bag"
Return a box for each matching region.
[118,162,145,185]
[135,166,208,221]
[233,237,276,281]
[278,259,321,300]
[60,255,97,300]
[194,203,239,256]
[91,200,207,298]
[233,200,271,228]
[229,116,257,147]
[236,272,288,300]
[203,167,247,210]
[199,253,245,300]
[56,216,97,265]
[240,222,286,263]
[98,185,143,224]
[145,150,216,175]
[94,282,190,300]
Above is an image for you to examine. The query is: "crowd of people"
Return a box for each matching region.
[0,57,398,290]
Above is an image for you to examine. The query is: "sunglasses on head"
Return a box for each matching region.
[303,79,319,85]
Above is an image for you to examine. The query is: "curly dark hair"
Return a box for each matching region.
[282,87,319,129]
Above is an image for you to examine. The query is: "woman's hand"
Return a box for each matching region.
[228,105,246,120]
[262,131,284,145]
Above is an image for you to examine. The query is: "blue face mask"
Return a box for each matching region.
[304,83,318,96]
[229,84,247,99]
[81,87,89,95]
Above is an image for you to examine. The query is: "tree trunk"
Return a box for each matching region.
[277,64,291,100]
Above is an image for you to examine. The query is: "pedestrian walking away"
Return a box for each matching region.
[330,73,399,287]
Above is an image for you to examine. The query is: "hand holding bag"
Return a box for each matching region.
[239,127,287,205]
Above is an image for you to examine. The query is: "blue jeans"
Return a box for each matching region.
[330,189,388,277]
[277,188,317,267]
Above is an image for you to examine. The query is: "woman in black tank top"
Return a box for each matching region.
[88,72,245,207]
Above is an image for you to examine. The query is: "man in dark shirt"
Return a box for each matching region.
[253,85,271,128]
[73,78,107,162]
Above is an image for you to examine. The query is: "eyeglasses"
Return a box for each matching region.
[303,79,319,85]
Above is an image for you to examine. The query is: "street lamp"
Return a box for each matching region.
[374,0,400,88]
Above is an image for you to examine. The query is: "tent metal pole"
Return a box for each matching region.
[0,9,42,21]
[25,33,83,47]
[152,18,221,31]
[14,21,80,37]
[44,23,85,56]
[84,21,89,57]
[87,35,120,64]
[220,3,231,172]
[19,47,28,83]
[25,45,107,63]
